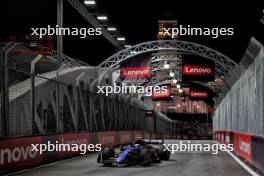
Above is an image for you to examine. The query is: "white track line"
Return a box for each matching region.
[214,141,260,176]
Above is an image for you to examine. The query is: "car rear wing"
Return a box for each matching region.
[143,139,164,144]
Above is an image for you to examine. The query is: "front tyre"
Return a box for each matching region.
[141,149,152,166]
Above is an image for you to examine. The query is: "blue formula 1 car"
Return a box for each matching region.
[97,139,170,166]
[97,144,152,166]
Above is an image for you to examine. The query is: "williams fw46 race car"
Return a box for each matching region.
[97,139,170,166]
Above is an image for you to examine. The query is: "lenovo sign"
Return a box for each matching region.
[152,86,171,100]
[190,91,208,98]
[121,66,151,78]
[183,65,214,76]
[0,137,41,171]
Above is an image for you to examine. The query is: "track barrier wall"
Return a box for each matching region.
[214,131,264,173]
[0,130,170,174]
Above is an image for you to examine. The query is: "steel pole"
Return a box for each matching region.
[57,0,63,65]
[1,43,18,137]
[31,55,43,135]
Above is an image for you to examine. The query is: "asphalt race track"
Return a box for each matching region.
[11,140,250,176]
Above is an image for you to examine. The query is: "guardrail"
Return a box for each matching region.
[214,131,264,174]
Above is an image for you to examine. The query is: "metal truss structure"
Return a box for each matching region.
[149,52,225,95]
[150,51,224,80]
[67,0,121,48]
[0,42,173,137]
[96,40,238,97]
[98,40,237,70]
[5,67,170,137]
[5,42,89,76]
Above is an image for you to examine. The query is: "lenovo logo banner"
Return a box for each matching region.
[145,110,154,117]
[234,132,252,162]
[119,131,132,144]
[121,66,151,78]
[97,132,116,147]
[152,86,171,100]
[182,65,214,76]
[190,91,208,98]
[0,137,41,171]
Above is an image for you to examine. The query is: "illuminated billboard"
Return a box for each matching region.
[182,65,214,76]
[182,57,215,81]
[152,85,171,101]
[120,54,151,83]
[121,66,151,78]
[189,90,208,98]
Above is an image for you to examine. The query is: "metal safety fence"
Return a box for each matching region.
[0,42,172,138]
[4,71,170,138]
[213,39,264,137]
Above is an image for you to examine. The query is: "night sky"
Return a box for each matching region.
[0,0,263,66]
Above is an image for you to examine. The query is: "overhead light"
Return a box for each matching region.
[179,89,183,93]
[97,16,107,21]
[177,104,180,108]
[107,27,117,31]
[169,71,175,77]
[166,106,176,109]
[176,84,181,89]
[84,0,96,5]
[156,103,160,107]
[117,37,126,41]
[130,51,137,54]
[124,45,132,48]
[163,61,170,69]
[172,79,177,84]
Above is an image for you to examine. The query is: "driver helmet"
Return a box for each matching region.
[134,144,141,148]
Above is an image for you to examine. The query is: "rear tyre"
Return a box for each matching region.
[158,146,170,161]
[141,149,151,166]
[97,147,115,164]
[163,151,170,160]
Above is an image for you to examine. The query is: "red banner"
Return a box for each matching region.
[225,131,231,144]
[234,132,252,162]
[182,65,214,76]
[220,131,225,142]
[119,131,132,144]
[97,132,116,147]
[0,136,42,171]
[145,110,154,117]
[58,133,89,158]
[144,132,150,139]
[134,131,143,140]
[190,90,208,98]
[121,66,151,78]
[152,85,171,100]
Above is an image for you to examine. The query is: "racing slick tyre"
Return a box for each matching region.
[152,149,161,163]
[158,146,170,160]
[97,147,115,165]
[141,148,152,166]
